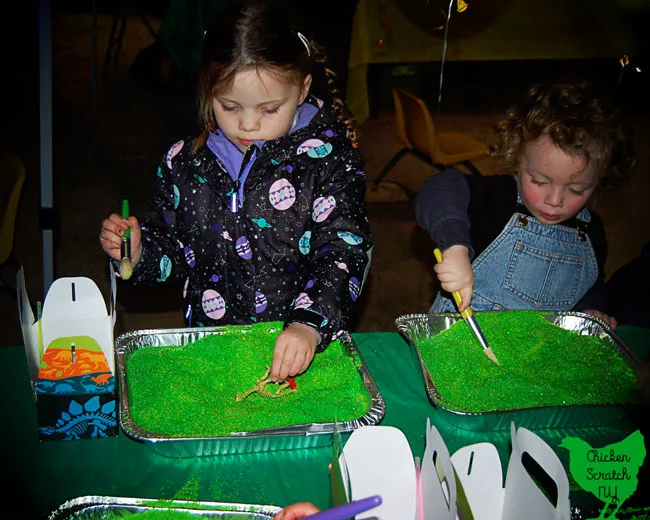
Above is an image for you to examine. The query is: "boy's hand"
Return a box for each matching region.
[271,323,318,382]
[434,245,474,311]
[584,309,618,330]
[274,502,320,520]
[100,213,142,266]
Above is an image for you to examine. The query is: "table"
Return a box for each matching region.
[2,328,649,519]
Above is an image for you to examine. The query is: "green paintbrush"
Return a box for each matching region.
[119,199,133,280]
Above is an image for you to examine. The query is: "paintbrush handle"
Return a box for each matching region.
[433,248,472,318]
[121,199,130,239]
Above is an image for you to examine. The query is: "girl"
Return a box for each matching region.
[415,81,635,328]
[100,0,373,382]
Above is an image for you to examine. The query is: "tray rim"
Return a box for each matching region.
[115,324,385,443]
[48,495,282,519]
[395,310,642,418]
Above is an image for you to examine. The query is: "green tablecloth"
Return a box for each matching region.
[2,327,649,519]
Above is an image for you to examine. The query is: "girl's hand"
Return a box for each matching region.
[271,323,318,382]
[100,213,142,266]
[434,245,474,311]
[584,309,618,330]
[274,502,320,520]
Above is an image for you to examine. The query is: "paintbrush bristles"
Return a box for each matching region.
[119,229,132,280]
[120,257,133,280]
[484,347,500,365]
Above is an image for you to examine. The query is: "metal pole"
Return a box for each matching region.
[92,0,97,117]
[38,0,54,291]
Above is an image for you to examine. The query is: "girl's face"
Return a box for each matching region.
[212,68,311,152]
[518,136,598,225]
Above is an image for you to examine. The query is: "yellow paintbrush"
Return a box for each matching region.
[433,248,499,364]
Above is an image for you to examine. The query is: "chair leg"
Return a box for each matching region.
[0,257,23,301]
[0,279,17,300]
[103,13,122,76]
[372,148,410,189]
[139,13,158,40]
[463,161,483,176]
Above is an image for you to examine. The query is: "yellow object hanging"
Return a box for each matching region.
[457,0,468,13]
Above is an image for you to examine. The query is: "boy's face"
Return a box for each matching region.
[212,68,312,153]
[518,136,598,225]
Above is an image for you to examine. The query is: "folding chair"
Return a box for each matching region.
[372,88,488,190]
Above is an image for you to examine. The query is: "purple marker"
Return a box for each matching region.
[303,495,382,520]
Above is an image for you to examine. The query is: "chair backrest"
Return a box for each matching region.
[0,152,26,266]
[392,88,437,160]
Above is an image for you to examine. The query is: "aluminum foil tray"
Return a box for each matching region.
[395,311,641,432]
[49,496,281,519]
[116,325,385,457]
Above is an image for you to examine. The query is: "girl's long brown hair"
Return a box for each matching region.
[192,0,357,153]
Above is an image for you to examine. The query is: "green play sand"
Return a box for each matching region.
[127,322,371,437]
[418,311,639,412]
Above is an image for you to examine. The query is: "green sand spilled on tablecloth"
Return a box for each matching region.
[127,322,371,436]
[103,508,272,519]
[418,311,639,412]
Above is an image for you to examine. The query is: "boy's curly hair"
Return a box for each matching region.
[489,82,636,189]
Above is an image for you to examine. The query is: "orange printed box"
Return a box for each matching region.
[17,266,118,441]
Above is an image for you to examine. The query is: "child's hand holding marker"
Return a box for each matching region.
[100,200,142,278]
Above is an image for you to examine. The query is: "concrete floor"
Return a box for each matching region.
[1,9,649,347]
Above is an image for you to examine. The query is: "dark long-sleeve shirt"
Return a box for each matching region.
[415,169,608,312]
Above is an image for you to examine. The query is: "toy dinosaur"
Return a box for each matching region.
[235,366,297,402]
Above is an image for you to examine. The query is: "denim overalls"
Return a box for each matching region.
[430,189,598,313]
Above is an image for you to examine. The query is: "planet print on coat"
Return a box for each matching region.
[173,185,180,208]
[298,231,311,255]
[296,138,325,155]
[337,231,363,245]
[252,218,272,229]
[349,277,361,302]
[235,236,252,260]
[313,196,336,223]
[184,246,196,267]
[201,289,226,320]
[159,255,172,282]
[255,291,268,313]
[307,142,333,159]
[293,292,313,310]
[269,179,296,210]
[166,140,184,169]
